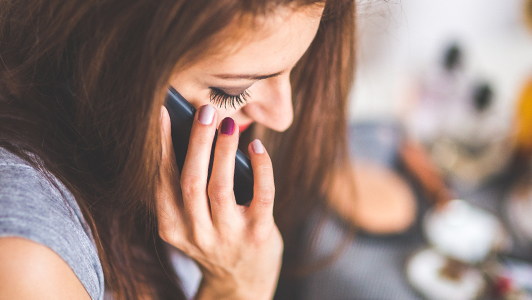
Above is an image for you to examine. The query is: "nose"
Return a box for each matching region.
[243,74,294,132]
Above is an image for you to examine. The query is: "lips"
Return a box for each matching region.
[239,123,252,133]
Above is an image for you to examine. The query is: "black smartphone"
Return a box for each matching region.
[164,86,254,206]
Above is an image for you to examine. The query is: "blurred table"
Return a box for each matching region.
[296,121,532,300]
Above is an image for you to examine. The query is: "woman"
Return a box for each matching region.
[0,0,355,299]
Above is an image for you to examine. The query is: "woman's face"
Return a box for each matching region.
[169,4,324,133]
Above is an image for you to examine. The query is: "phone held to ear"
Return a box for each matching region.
[164,86,254,206]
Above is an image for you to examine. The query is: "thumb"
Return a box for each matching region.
[160,106,175,168]
[157,106,183,240]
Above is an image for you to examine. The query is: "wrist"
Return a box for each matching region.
[194,275,275,300]
[194,277,238,300]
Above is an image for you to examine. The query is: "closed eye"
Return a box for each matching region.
[209,87,250,109]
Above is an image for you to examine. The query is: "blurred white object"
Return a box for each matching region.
[425,199,504,263]
[407,248,485,300]
[350,0,532,122]
[405,42,515,186]
[407,44,467,143]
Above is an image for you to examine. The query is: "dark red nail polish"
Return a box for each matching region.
[220,117,235,135]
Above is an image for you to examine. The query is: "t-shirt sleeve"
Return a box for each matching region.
[0,161,104,300]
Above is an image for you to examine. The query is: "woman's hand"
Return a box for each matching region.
[156,105,283,300]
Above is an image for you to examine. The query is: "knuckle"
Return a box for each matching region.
[269,228,284,251]
[157,220,171,237]
[249,223,281,246]
[180,175,205,198]
[190,129,213,146]
[213,151,236,166]
[256,185,275,202]
[158,230,171,243]
[255,163,273,178]
[190,229,213,251]
[216,139,236,154]
[158,228,179,246]
[208,182,233,201]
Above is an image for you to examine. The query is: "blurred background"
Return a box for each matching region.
[351,0,532,121]
[297,0,532,299]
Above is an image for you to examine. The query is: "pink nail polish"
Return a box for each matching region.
[198,105,215,125]
[251,139,264,154]
[220,117,235,135]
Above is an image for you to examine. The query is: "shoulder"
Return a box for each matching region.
[0,237,91,299]
[0,147,105,300]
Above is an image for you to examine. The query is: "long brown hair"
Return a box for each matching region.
[0,0,355,298]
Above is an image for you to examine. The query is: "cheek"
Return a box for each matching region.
[218,108,251,129]
[240,104,262,122]
[168,74,212,109]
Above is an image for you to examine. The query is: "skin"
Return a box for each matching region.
[169,4,324,132]
[0,238,90,300]
[0,4,324,299]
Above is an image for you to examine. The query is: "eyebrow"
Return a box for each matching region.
[213,71,283,80]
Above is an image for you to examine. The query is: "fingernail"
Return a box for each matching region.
[198,105,215,125]
[251,139,264,154]
[220,117,235,135]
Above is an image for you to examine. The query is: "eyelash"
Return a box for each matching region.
[209,87,250,109]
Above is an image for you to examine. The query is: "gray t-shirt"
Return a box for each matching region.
[0,147,105,299]
[0,147,202,299]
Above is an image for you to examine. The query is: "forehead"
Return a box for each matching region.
[190,4,324,76]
